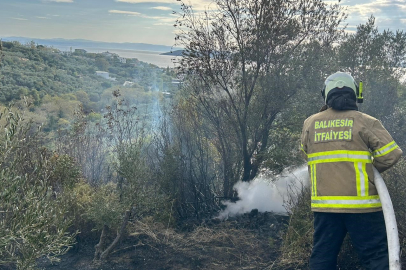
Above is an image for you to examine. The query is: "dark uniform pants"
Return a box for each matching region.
[310,211,389,270]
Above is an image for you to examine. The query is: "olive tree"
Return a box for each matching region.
[338,16,406,120]
[0,108,77,270]
[175,0,346,196]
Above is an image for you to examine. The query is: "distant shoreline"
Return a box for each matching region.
[1,37,180,68]
[0,36,182,53]
[160,50,184,56]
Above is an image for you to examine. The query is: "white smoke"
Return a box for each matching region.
[217,165,309,219]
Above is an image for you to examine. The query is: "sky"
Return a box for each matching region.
[0,0,405,46]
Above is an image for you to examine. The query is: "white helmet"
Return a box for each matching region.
[322,72,360,103]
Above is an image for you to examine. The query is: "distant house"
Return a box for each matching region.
[74,49,87,54]
[123,81,135,87]
[61,51,72,56]
[95,71,110,80]
[102,51,119,58]
[118,57,127,64]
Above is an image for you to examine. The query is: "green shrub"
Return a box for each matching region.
[85,182,125,231]
[0,108,77,270]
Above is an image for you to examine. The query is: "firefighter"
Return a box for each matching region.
[300,72,403,270]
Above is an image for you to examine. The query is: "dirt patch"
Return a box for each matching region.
[38,211,289,270]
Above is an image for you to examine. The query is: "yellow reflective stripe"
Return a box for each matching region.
[355,162,368,196]
[362,162,369,196]
[373,141,398,158]
[307,150,372,165]
[312,203,382,209]
[308,150,371,158]
[309,158,372,165]
[310,165,313,195]
[355,162,361,196]
[310,164,315,196]
[311,195,381,208]
[373,141,395,155]
[312,195,380,200]
[313,164,317,197]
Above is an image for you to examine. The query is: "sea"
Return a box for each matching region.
[57,46,179,68]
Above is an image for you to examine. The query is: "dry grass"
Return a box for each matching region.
[126,216,282,270]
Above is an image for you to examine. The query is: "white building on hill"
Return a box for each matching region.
[123,81,135,87]
[96,71,110,79]
[96,71,116,81]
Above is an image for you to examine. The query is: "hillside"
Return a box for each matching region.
[0,40,177,133]
[0,40,176,100]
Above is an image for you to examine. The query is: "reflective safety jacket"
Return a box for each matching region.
[301,108,403,213]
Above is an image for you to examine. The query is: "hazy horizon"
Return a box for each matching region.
[0,0,405,46]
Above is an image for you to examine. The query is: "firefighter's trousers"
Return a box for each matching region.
[310,211,389,270]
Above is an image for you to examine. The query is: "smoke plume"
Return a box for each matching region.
[217,165,309,219]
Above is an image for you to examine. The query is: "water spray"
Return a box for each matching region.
[217,165,309,219]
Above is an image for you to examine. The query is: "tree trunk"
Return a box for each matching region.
[242,145,252,182]
[93,224,108,262]
[99,210,131,261]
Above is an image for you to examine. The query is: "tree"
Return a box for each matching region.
[0,108,77,270]
[91,90,163,263]
[149,98,222,220]
[337,16,406,120]
[95,56,109,71]
[175,0,346,196]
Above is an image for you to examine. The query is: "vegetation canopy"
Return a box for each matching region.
[0,0,406,269]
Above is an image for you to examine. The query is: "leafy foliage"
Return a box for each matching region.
[174,0,347,200]
[0,5,406,268]
[0,108,77,270]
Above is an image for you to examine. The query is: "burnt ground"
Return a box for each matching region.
[38,211,289,270]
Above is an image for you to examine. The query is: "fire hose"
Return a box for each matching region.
[373,167,401,270]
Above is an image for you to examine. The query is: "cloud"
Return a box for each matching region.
[342,0,406,31]
[151,6,172,11]
[36,16,48,19]
[109,9,176,24]
[116,0,173,3]
[154,22,173,26]
[345,0,406,17]
[115,0,214,10]
[11,17,28,21]
[153,16,176,23]
[109,10,142,16]
[43,0,74,2]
